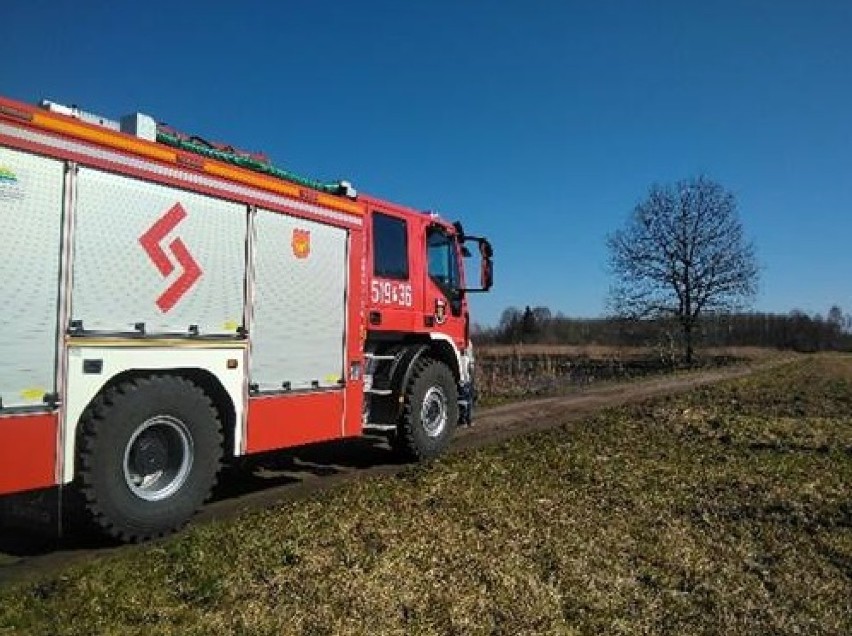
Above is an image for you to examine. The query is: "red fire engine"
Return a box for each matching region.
[0,96,493,541]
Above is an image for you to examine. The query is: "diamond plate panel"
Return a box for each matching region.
[0,147,64,408]
[250,209,347,391]
[72,168,247,335]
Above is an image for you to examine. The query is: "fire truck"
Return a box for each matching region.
[0,96,493,541]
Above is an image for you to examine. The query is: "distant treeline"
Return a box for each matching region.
[475,306,852,353]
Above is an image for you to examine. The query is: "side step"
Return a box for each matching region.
[363,422,397,433]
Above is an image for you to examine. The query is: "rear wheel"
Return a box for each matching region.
[395,358,458,461]
[77,375,223,542]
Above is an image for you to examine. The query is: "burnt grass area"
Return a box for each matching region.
[1,356,851,635]
[475,349,745,403]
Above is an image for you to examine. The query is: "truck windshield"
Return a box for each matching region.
[427,228,459,294]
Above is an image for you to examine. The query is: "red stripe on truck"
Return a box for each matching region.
[0,413,58,495]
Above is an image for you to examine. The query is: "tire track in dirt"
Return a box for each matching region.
[456,362,783,447]
[0,359,791,587]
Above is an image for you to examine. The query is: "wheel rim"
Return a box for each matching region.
[421,386,448,438]
[123,415,193,501]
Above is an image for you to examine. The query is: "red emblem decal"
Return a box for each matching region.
[435,298,447,325]
[298,188,319,204]
[139,203,202,313]
[292,228,311,259]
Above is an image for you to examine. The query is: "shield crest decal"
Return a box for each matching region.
[435,298,447,324]
[292,228,311,259]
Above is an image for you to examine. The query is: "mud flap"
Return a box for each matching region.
[459,379,474,426]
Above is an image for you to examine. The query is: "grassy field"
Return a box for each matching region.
[1,355,850,635]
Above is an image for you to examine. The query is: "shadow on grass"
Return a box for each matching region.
[0,434,405,562]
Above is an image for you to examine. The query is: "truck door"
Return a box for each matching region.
[368,210,417,330]
[423,225,464,340]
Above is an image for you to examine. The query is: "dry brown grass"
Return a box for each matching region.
[476,344,782,360]
[477,343,649,357]
[473,345,784,403]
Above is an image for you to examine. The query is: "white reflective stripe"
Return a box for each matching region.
[429,333,469,383]
[0,122,362,227]
[462,341,474,384]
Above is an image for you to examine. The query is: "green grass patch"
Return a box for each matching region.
[2,356,850,635]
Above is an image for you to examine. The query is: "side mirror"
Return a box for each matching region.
[480,256,493,291]
[460,237,493,293]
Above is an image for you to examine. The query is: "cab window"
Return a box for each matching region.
[373,212,408,279]
[427,228,459,293]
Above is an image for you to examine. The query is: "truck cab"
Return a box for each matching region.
[362,196,493,458]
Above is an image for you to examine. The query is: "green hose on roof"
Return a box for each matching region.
[156,130,349,196]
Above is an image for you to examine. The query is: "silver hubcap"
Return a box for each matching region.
[421,386,448,438]
[123,416,193,501]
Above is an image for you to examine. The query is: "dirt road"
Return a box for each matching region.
[0,360,786,587]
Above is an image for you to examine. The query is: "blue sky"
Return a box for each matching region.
[3,1,850,326]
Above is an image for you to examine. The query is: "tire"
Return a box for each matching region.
[395,358,459,461]
[77,375,223,542]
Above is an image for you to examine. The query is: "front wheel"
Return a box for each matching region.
[395,358,459,461]
[77,375,223,542]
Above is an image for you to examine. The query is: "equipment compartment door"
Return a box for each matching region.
[72,168,246,335]
[250,209,347,392]
[0,147,64,409]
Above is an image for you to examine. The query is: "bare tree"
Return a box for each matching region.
[607,176,758,363]
[497,306,523,343]
[531,306,552,324]
[827,305,844,329]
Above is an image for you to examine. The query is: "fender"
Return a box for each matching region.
[387,340,472,421]
[389,345,430,417]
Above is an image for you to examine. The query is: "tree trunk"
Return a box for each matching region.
[682,319,694,365]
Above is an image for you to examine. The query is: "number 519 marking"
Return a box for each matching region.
[371,280,413,307]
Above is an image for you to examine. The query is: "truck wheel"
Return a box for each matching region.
[77,375,223,542]
[395,358,459,461]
